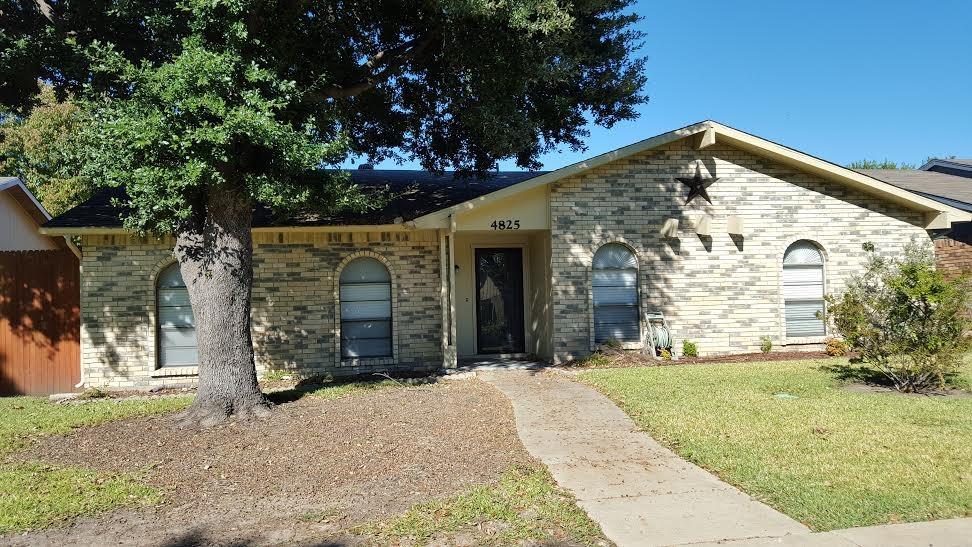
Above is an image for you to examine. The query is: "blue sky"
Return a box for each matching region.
[354,0,972,171]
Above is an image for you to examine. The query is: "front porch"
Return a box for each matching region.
[429,184,554,368]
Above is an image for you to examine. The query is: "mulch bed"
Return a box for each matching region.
[7,379,533,546]
[563,346,842,369]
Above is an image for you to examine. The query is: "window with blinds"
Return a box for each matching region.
[592,243,640,344]
[157,263,198,367]
[340,257,392,358]
[783,241,826,338]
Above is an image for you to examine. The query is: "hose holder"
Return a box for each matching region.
[644,311,673,354]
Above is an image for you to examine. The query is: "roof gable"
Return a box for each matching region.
[412,121,972,228]
[0,177,80,256]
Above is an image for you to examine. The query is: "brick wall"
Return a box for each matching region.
[934,224,972,278]
[548,140,932,362]
[79,230,442,389]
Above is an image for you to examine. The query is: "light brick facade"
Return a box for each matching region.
[79,231,442,388]
[77,138,942,386]
[547,141,932,362]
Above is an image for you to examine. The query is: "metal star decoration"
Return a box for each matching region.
[675,164,719,204]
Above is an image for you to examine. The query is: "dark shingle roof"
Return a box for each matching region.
[934,159,972,167]
[857,169,972,211]
[44,170,545,229]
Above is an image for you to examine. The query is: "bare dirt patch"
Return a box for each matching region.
[6,379,533,546]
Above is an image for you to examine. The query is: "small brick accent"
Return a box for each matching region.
[935,231,972,278]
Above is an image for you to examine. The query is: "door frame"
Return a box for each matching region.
[471,244,530,355]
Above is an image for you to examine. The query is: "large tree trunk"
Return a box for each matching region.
[172,184,270,427]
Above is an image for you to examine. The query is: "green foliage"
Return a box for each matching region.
[825,338,848,357]
[682,340,699,358]
[4,0,647,235]
[760,337,773,354]
[581,359,972,530]
[826,243,970,392]
[0,85,92,215]
[363,466,606,545]
[847,159,917,170]
[260,369,292,382]
[578,352,612,368]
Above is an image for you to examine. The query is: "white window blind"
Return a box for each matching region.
[340,258,392,358]
[593,244,640,344]
[157,263,198,367]
[783,241,825,338]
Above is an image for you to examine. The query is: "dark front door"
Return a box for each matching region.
[475,248,525,354]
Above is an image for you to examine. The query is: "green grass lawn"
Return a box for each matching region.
[580,359,972,531]
[362,466,607,546]
[0,396,190,533]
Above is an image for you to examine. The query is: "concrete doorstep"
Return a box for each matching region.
[481,370,971,547]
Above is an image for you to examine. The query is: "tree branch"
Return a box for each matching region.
[34,0,54,21]
[306,33,436,101]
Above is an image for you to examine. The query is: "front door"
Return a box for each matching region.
[475,248,525,354]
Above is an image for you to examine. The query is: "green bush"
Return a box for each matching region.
[760,337,773,353]
[682,340,699,358]
[826,243,970,392]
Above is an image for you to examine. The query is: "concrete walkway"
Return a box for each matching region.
[481,370,971,547]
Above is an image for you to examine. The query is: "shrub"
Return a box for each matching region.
[824,338,848,357]
[682,340,699,358]
[659,348,672,360]
[826,243,970,392]
[760,337,773,353]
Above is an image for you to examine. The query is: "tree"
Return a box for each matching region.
[3,0,646,425]
[0,84,91,215]
[826,243,970,393]
[847,159,917,170]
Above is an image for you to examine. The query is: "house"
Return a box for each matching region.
[920,158,972,179]
[858,168,972,278]
[0,177,81,395]
[40,121,972,389]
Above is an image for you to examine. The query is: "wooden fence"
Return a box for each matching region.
[0,250,80,395]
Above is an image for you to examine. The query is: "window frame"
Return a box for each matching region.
[589,242,643,350]
[780,239,828,343]
[335,253,398,365]
[155,261,199,370]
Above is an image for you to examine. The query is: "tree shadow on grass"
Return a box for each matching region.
[817,361,893,387]
[818,361,971,393]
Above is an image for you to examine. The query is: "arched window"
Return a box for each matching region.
[593,243,640,344]
[339,257,392,358]
[783,241,826,337]
[157,263,197,367]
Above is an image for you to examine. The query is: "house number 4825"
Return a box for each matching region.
[490,219,521,230]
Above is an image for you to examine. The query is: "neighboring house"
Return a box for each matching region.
[858,168,972,278]
[0,177,81,395]
[920,158,972,179]
[40,121,971,389]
